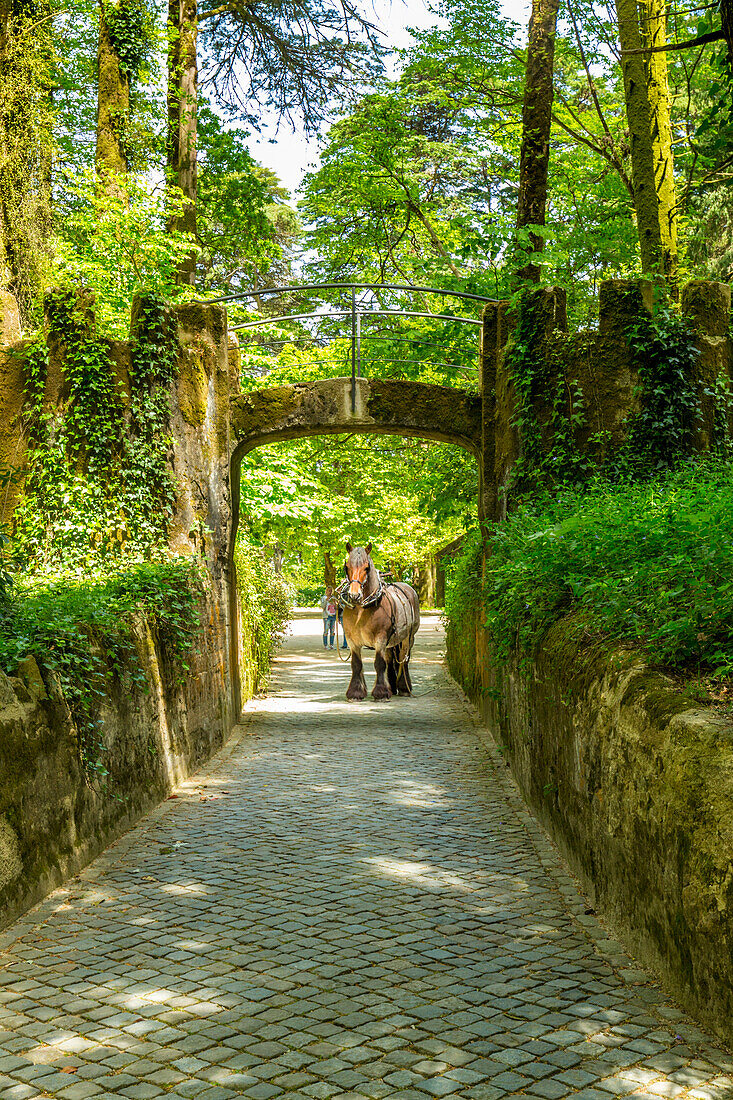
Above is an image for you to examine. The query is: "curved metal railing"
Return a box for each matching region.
[208,282,495,411]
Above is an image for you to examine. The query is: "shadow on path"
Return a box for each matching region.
[0,615,730,1100]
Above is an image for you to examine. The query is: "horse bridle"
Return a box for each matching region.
[335,561,385,609]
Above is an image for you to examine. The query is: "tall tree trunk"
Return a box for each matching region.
[721,0,733,65]
[617,0,678,293]
[96,1,130,184]
[0,0,52,320]
[167,0,198,286]
[515,0,561,283]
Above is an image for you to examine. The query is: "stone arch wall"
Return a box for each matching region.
[226,376,485,711]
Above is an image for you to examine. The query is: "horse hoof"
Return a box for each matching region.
[346,688,367,701]
[397,689,412,696]
[372,685,392,701]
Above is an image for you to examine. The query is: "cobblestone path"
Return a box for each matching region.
[0,616,731,1100]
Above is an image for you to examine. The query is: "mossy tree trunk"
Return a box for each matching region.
[722,0,733,63]
[167,0,198,286]
[514,0,560,284]
[617,0,678,295]
[96,0,130,185]
[0,0,52,320]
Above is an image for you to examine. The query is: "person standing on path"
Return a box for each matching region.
[319,585,337,649]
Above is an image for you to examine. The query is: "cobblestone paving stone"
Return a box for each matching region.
[0,615,731,1100]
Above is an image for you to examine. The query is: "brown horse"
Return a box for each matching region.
[339,543,420,701]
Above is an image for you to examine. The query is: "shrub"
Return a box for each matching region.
[234,535,293,697]
[446,460,733,680]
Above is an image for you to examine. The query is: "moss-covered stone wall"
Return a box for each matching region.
[0,291,246,929]
[447,601,733,1049]
[481,278,732,516]
[0,590,234,930]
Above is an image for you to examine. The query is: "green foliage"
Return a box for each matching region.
[11,291,179,573]
[197,106,300,292]
[54,171,196,336]
[105,0,157,83]
[234,534,293,696]
[447,461,733,681]
[505,290,704,501]
[239,435,472,595]
[503,291,590,491]
[622,302,700,473]
[0,560,200,777]
[443,527,484,634]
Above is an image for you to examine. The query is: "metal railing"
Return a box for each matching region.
[211,283,495,412]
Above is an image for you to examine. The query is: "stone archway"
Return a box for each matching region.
[226,376,484,712]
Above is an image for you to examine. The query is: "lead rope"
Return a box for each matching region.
[335,611,351,663]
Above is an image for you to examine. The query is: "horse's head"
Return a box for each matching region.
[344,542,374,605]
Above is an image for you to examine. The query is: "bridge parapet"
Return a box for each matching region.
[230,376,482,456]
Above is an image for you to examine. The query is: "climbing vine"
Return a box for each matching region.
[11,290,179,571]
[622,298,700,474]
[3,289,191,778]
[505,291,589,489]
[505,287,713,497]
[105,0,157,84]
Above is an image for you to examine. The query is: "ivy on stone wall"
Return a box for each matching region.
[505,290,589,489]
[11,290,179,571]
[622,296,700,474]
[506,285,720,495]
[0,561,200,779]
[3,289,190,778]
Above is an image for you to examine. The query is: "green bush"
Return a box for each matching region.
[446,460,733,679]
[234,535,293,698]
[0,560,201,776]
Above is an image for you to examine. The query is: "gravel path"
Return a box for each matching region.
[0,614,730,1100]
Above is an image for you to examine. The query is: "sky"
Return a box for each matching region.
[246,0,530,197]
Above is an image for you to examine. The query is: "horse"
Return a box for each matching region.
[338,543,420,701]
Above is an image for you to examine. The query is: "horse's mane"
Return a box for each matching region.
[350,546,371,566]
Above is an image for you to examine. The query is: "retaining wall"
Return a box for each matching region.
[448,606,733,1047]
[0,291,244,929]
[0,586,235,929]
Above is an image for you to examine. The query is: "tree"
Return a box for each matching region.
[617,0,678,291]
[96,0,157,185]
[0,0,53,320]
[197,107,300,292]
[96,2,130,182]
[167,0,381,286]
[515,0,561,282]
[167,0,198,284]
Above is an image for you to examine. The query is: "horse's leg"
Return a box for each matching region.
[396,635,416,695]
[372,646,392,701]
[346,645,367,701]
[386,650,398,695]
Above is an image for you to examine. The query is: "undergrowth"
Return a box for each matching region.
[446,460,733,682]
[0,560,200,778]
[234,534,293,697]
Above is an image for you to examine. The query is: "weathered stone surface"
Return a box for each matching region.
[682,279,731,338]
[0,291,21,344]
[447,604,733,1049]
[0,589,233,933]
[229,376,482,455]
[0,619,728,1100]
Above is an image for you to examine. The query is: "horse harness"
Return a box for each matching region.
[335,576,413,651]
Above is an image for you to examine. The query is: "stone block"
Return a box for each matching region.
[682,280,731,338]
[598,279,653,336]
